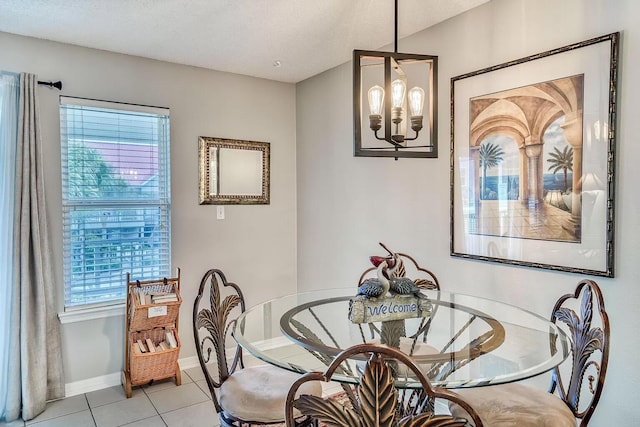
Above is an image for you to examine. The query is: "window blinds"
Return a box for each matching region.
[60,97,171,309]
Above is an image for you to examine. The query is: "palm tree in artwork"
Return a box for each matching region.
[547,145,574,192]
[479,142,505,199]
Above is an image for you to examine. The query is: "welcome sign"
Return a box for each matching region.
[349,295,432,324]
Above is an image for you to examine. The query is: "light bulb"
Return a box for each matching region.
[391,79,406,109]
[368,85,384,115]
[408,87,425,117]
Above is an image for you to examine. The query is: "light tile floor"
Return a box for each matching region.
[0,365,342,427]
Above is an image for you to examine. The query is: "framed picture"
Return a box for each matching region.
[450,32,619,277]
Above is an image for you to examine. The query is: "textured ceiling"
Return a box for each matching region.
[0,0,489,83]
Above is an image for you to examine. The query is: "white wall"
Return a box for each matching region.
[296,0,640,424]
[0,32,298,384]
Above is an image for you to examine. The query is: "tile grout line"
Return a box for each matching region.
[24,395,94,427]
[140,383,163,421]
[84,393,98,427]
[20,369,208,427]
[140,370,200,425]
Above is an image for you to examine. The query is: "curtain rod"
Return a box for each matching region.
[37,80,63,90]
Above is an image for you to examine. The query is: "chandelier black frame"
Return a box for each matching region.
[353,1,438,159]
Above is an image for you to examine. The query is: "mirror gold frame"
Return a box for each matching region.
[198,136,270,205]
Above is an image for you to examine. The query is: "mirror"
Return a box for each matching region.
[199,137,270,204]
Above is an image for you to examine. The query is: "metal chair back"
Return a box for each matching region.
[549,279,610,426]
[192,269,246,419]
[285,343,483,427]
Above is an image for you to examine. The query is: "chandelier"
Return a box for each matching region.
[353,0,438,159]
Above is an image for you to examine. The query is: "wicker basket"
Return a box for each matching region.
[129,281,182,331]
[129,327,181,385]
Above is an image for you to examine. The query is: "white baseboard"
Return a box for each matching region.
[177,355,199,371]
[64,356,201,397]
[251,336,291,351]
[65,372,122,397]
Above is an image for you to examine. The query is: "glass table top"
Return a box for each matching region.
[232,288,570,389]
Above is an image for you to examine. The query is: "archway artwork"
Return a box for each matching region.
[466,75,584,243]
[451,32,618,277]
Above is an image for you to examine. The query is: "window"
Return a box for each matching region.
[60,97,170,309]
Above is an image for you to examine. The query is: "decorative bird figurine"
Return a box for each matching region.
[356,257,391,299]
[378,247,428,299]
[389,274,427,299]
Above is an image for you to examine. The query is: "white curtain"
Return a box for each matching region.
[0,72,64,422]
[0,71,19,422]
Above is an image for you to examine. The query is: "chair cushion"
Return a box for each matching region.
[449,383,576,427]
[219,364,322,423]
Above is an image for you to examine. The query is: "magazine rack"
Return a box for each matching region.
[122,268,182,398]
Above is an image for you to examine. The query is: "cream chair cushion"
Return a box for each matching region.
[449,383,576,427]
[219,364,322,423]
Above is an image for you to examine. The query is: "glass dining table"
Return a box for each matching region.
[232,288,570,389]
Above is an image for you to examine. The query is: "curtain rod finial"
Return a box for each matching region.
[37,80,63,90]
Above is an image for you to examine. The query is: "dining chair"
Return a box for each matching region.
[284,342,483,427]
[193,268,321,426]
[449,279,610,426]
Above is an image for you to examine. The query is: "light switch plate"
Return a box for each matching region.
[216,206,225,220]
